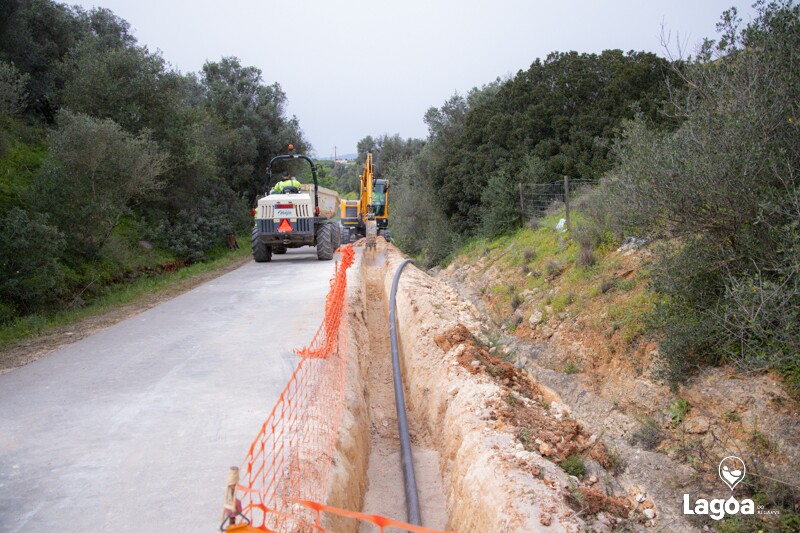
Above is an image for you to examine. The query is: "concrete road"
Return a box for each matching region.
[0,248,338,532]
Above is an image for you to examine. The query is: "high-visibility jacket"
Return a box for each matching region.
[272,178,302,193]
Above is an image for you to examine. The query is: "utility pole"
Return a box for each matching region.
[334,146,337,161]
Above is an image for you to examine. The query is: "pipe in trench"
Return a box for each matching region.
[389,259,422,527]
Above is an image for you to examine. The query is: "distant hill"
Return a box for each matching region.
[317,153,357,161]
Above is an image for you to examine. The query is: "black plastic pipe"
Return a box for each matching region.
[389,259,422,527]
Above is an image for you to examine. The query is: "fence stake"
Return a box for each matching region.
[563,175,571,231]
[519,182,525,224]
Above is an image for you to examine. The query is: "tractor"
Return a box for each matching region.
[251,147,340,262]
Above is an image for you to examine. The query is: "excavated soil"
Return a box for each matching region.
[326,241,656,532]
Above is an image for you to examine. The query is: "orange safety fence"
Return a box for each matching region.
[229,245,353,531]
[226,244,453,533]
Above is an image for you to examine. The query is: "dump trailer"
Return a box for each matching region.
[339,152,390,247]
[251,149,340,262]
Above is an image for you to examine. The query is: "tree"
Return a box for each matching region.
[32,110,166,257]
[201,57,310,202]
[0,207,65,317]
[612,0,800,383]
[0,60,29,116]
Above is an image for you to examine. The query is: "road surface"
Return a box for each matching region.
[0,248,337,532]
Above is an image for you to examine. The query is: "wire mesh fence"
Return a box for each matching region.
[519,178,595,225]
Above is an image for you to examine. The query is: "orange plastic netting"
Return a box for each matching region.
[228,244,454,533]
[235,245,355,531]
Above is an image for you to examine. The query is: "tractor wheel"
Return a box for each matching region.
[316,223,334,260]
[252,227,272,262]
[332,223,341,251]
[381,228,391,243]
[252,241,272,262]
[273,245,287,254]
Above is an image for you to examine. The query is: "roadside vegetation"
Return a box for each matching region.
[362,1,800,392]
[0,1,318,332]
[0,241,249,348]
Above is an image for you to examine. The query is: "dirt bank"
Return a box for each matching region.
[440,240,800,531]
[327,241,665,532]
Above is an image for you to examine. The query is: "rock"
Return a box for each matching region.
[519,356,529,367]
[539,442,553,457]
[470,360,481,368]
[643,508,655,519]
[541,326,554,339]
[588,475,598,484]
[636,493,646,503]
[138,240,153,250]
[643,499,654,509]
[529,310,544,325]
[539,512,552,526]
[684,416,710,434]
[515,442,525,451]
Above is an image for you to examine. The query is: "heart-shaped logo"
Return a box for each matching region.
[719,456,746,490]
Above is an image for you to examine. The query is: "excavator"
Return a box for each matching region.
[339,152,389,249]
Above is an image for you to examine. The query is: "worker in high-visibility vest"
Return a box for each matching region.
[272,171,302,194]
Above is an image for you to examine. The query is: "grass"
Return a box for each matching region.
[454,206,656,346]
[628,417,665,450]
[0,242,250,348]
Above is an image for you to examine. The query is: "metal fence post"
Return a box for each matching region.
[519,182,525,224]
[564,175,571,231]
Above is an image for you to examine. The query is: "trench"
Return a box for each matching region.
[323,245,454,532]
[357,255,449,531]
[327,242,557,533]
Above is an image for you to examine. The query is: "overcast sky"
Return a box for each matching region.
[68,0,756,158]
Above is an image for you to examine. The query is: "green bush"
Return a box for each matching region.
[0,208,66,318]
[156,184,249,262]
[613,2,800,386]
[480,171,521,238]
[561,454,586,478]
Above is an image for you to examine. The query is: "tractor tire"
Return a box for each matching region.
[273,244,287,254]
[316,223,334,260]
[252,227,272,262]
[381,228,391,243]
[332,223,341,251]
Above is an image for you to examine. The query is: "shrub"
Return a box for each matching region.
[480,171,522,237]
[669,398,691,427]
[0,208,66,317]
[561,454,586,478]
[156,184,249,262]
[612,2,800,386]
[31,110,166,258]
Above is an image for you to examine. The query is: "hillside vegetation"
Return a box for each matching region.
[362,1,800,390]
[0,0,309,327]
